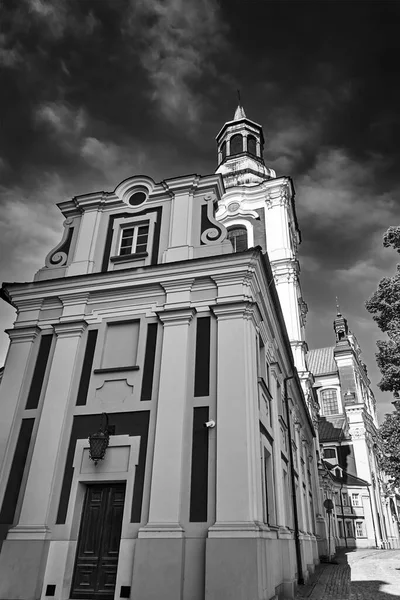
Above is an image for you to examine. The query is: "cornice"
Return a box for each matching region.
[6,325,41,343]
[156,307,196,326]
[53,321,88,338]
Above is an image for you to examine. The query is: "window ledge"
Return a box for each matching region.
[110,252,148,263]
[94,366,140,374]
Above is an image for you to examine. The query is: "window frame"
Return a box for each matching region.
[355,520,365,537]
[109,213,157,268]
[320,387,340,416]
[351,493,360,507]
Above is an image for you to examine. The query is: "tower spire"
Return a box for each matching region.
[233,89,246,120]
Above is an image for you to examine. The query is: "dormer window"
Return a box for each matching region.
[119,224,149,256]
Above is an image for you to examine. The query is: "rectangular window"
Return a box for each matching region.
[25,334,53,409]
[76,330,98,406]
[321,388,339,416]
[342,492,348,506]
[102,321,139,369]
[262,447,276,525]
[194,317,211,397]
[324,447,336,459]
[0,418,34,524]
[189,407,209,522]
[351,493,360,507]
[140,324,158,401]
[345,521,354,537]
[338,520,344,538]
[355,521,364,537]
[119,224,149,256]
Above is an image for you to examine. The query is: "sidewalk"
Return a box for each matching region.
[295,550,351,599]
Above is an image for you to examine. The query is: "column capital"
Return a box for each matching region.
[211,301,261,325]
[53,320,88,338]
[6,325,41,344]
[156,307,196,326]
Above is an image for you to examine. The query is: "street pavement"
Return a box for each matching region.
[296,548,400,600]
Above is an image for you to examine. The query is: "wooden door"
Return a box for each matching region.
[71,483,126,600]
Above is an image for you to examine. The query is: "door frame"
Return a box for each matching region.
[40,435,140,600]
[71,482,127,600]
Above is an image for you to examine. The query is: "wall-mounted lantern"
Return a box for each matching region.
[88,413,112,465]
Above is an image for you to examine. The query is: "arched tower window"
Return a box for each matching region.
[221,141,227,161]
[230,134,243,155]
[227,225,248,252]
[320,388,339,416]
[247,135,257,156]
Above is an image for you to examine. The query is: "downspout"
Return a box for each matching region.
[284,375,304,585]
[368,486,378,548]
[337,436,348,549]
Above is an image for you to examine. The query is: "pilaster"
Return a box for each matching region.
[17,321,87,528]
[0,326,41,475]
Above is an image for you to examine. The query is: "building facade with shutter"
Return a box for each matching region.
[0,106,321,600]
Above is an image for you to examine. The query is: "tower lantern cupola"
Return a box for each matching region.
[334,308,349,343]
[215,102,276,188]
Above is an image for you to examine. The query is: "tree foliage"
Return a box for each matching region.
[376,405,400,489]
[366,226,400,486]
[366,226,400,397]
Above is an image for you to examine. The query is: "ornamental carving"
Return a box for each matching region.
[298,298,308,327]
[350,427,366,440]
[45,218,74,268]
[200,193,227,245]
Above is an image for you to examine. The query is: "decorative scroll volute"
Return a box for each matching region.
[45,218,74,268]
[200,193,227,245]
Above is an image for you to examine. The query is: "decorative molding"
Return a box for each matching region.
[200,193,227,245]
[45,218,75,268]
[156,307,196,326]
[6,325,41,344]
[53,321,88,338]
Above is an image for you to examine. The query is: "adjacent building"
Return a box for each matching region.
[0,106,321,600]
[308,311,400,551]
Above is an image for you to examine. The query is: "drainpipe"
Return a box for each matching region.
[368,486,378,548]
[284,375,304,585]
[339,480,348,549]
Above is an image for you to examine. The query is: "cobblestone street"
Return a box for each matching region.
[296,549,400,600]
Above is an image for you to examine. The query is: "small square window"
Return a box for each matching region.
[119,224,149,256]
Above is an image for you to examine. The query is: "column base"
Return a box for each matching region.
[130,537,185,600]
[0,538,49,600]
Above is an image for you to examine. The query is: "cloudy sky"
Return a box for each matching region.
[1,0,399,421]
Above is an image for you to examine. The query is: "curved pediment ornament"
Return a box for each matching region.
[45,218,74,268]
[200,193,227,245]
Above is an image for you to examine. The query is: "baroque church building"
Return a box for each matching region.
[0,104,397,600]
[309,311,400,552]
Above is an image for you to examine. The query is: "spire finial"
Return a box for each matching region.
[233,90,246,120]
[336,296,341,316]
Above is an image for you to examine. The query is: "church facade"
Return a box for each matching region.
[308,313,400,551]
[0,107,321,600]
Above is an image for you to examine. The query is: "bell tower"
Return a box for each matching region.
[215,102,276,188]
[215,103,315,414]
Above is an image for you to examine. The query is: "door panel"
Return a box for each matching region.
[71,484,126,600]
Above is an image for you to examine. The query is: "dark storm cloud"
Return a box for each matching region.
[1,0,399,419]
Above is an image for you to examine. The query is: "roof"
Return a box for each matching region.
[307,346,337,376]
[319,416,346,442]
[323,462,370,487]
